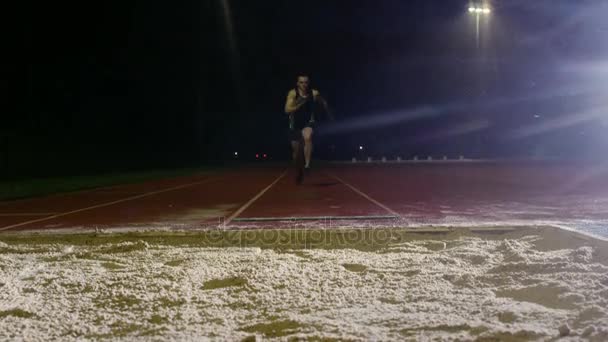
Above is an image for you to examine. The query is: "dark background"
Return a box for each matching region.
[3,0,608,178]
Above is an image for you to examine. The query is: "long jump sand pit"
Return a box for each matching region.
[1,226,607,341]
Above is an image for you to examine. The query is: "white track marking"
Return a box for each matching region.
[224,171,287,225]
[0,177,220,231]
[328,173,402,218]
[0,213,57,217]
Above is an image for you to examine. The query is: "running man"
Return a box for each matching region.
[284,73,331,170]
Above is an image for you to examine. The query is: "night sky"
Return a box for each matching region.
[5,0,608,177]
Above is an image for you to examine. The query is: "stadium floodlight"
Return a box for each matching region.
[469,5,490,49]
[468,6,491,14]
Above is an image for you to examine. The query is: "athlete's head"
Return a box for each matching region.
[296,74,310,94]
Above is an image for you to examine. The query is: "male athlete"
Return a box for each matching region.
[284,74,331,175]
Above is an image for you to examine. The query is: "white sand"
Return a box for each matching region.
[1,231,607,341]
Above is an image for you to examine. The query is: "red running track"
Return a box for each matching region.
[1,162,608,237]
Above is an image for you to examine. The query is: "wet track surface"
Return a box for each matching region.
[1,162,607,238]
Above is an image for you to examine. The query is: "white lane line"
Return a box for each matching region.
[88,191,144,195]
[0,177,220,231]
[328,173,402,218]
[0,213,57,217]
[224,171,287,225]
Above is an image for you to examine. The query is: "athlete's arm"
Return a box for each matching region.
[313,90,334,121]
[285,89,306,114]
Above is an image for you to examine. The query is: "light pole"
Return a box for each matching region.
[468,5,491,157]
[468,6,491,49]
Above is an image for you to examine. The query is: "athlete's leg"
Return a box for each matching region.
[302,127,313,168]
[290,140,299,162]
[292,136,305,185]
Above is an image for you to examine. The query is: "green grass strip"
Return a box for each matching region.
[0,167,213,201]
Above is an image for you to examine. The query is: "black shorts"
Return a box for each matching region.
[289,122,316,142]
